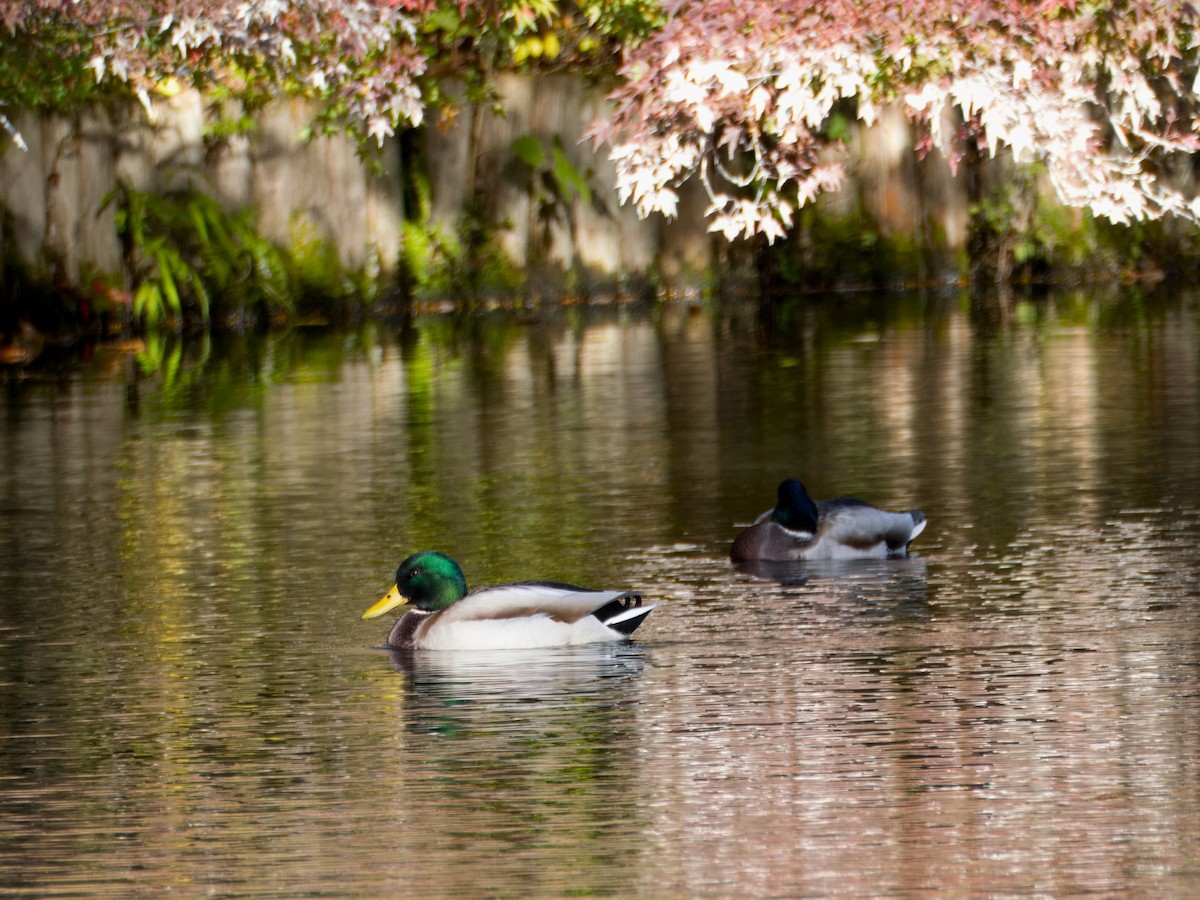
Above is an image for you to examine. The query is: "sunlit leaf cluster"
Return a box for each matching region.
[0,1,662,148]
[1,0,437,146]
[594,0,1200,242]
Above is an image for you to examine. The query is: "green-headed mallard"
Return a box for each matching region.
[362,551,656,650]
[731,479,926,562]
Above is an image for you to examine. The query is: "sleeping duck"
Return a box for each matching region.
[731,479,926,562]
[362,550,656,650]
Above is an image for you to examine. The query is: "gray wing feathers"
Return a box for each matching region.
[444,584,638,624]
[822,503,924,551]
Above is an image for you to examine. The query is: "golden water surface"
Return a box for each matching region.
[2,291,1198,896]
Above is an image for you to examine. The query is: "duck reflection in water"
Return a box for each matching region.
[387,643,648,696]
[385,644,649,737]
[734,555,931,619]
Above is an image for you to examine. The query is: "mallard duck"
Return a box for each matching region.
[361,551,656,650]
[731,479,926,562]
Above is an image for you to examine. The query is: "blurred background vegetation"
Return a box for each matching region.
[2,0,1198,359]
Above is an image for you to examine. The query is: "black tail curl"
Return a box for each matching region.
[593,591,650,636]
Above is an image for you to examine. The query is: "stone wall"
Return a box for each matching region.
[1,94,405,289]
[1,76,971,298]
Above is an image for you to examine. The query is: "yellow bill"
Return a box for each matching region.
[361,583,408,620]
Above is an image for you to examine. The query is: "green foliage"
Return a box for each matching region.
[420,0,664,83]
[287,220,377,314]
[770,205,928,290]
[825,111,852,142]
[109,182,294,329]
[509,130,605,275]
[575,0,665,46]
[0,22,113,116]
[963,165,1153,282]
[401,219,460,293]
[399,132,608,302]
[510,133,595,212]
[397,130,522,301]
[111,183,405,329]
[201,99,258,143]
[400,211,522,301]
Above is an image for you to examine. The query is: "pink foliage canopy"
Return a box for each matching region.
[593,0,1200,241]
[2,0,436,145]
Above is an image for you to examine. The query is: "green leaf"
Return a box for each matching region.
[134,282,162,326]
[827,112,850,142]
[189,203,210,247]
[511,134,546,168]
[552,142,591,204]
[192,276,211,323]
[155,249,182,314]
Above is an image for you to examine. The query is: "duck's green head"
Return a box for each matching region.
[774,479,820,532]
[361,551,469,619]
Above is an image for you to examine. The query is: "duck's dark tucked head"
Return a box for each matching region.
[362,550,469,620]
[773,479,820,532]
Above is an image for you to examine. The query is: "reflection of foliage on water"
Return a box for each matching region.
[129,325,395,416]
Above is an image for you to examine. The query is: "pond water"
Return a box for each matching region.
[2,289,1199,896]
